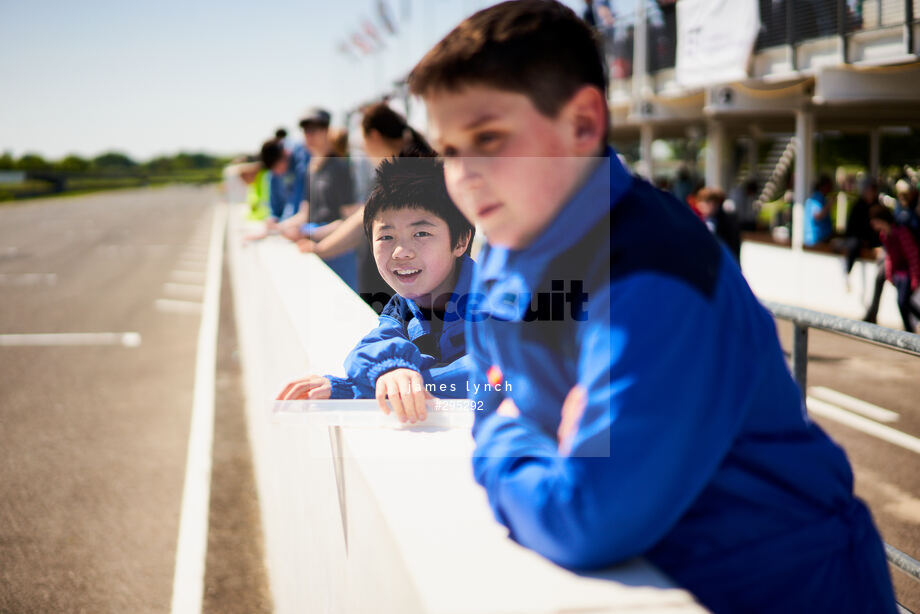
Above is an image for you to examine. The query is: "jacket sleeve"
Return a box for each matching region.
[324,375,361,399]
[344,313,425,391]
[471,273,757,570]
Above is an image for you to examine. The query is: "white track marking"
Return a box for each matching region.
[177,260,206,270]
[156,298,203,315]
[0,332,141,347]
[163,283,204,299]
[169,205,226,614]
[807,398,920,456]
[808,386,899,423]
[171,271,207,284]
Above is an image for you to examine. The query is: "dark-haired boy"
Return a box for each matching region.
[277,156,476,424]
[409,1,896,612]
[259,137,308,223]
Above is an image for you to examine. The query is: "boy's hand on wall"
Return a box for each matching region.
[280,223,303,242]
[276,375,332,401]
[375,368,430,424]
[297,239,316,254]
[557,386,587,456]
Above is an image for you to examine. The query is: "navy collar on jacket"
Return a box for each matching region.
[402,254,475,339]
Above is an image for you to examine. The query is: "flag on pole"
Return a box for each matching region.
[350,31,374,55]
[362,19,384,48]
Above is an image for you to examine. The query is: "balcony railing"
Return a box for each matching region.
[596,0,918,79]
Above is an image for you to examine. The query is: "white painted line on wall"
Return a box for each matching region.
[156,299,203,315]
[0,332,141,347]
[169,205,226,614]
[808,386,899,423]
[807,397,920,456]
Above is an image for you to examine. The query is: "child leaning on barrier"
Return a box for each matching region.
[277,155,475,424]
[409,1,897,612]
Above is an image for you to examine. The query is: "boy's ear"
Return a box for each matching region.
[452,230,472,257]
[562,85,607,156]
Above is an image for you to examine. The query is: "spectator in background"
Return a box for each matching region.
[265,128,309,225]
[329,128,350,158]
[672,165,694,205]
[686,180,706,219]
[869,204,920,332]
[842,177,882,274]
[697,187,741,261]
[280,107,360,288]
[241,159,270,221]
[259,139,292,224]
[894,178,920,240]
[582,0,596,27]
[728,179,759,231]
[653,0,678,68]
[803,174,834,247]
[296,103,435,313]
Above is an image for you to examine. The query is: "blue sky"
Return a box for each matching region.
[0,0,581,161]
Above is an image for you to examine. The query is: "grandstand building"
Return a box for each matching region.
[607,0,919,251]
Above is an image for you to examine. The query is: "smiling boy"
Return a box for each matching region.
[408,1,897,612]
[277,156,475,423]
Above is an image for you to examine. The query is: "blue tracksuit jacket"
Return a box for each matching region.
[467,150,896,613]
[326,255,475,399]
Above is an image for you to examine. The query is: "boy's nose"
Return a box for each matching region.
[391,244,415,259]
[446,158,487,196]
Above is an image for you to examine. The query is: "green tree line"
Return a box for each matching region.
[0,151,232,175]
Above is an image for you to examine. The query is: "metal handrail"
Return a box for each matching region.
[764,300,920,611]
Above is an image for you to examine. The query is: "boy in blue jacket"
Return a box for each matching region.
[277,156,475,424]
[408,1,897,612]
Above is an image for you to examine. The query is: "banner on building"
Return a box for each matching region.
[675,0,760,88]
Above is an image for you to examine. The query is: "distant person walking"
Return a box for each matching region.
[869,205,920,331]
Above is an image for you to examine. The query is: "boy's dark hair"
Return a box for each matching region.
[363,156,474,257]
[259,139,285,170]
[408,0,606,119]
[275,128,288,140]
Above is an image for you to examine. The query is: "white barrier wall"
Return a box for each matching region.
[226,206,705,614]
[740,242,904,329]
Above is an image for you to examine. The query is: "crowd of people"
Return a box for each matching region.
[649,164,920,332]
[234,2,904,612]
[238,102,439,314]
